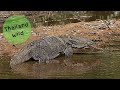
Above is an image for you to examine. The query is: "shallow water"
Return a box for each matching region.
[0,53,120,79]
[0,11,120,79]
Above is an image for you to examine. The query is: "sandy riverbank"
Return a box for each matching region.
[0,20,120,58]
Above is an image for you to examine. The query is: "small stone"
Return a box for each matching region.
[0,33,3,36]
[0,48,2,51]
[73,63,84,67]
[73,33,76,35]
[76,30,80,33]
[90,32,96,34]
[65,34,68,36]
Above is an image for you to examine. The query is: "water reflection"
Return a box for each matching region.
[10,54,101,79]
[1,53,120,79]
[0,55,30,79]
[78,11,120,21]
[42,11,120,26]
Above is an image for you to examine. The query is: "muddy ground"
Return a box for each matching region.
[0,19,120,58]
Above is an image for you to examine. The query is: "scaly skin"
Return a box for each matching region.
[10,36,94,68]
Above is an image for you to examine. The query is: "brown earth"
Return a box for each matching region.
[0,20,120,58]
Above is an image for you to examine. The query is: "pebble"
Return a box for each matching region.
[65,34,68,36]
[0,48,2,51]
[90,32,96,34]
[76,30,80,33]
[73,32,77,35]
[81,20,117,30]
[0,36,3,40]
[73,63,84,67]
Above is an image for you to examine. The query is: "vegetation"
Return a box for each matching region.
[0,11,120,33]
